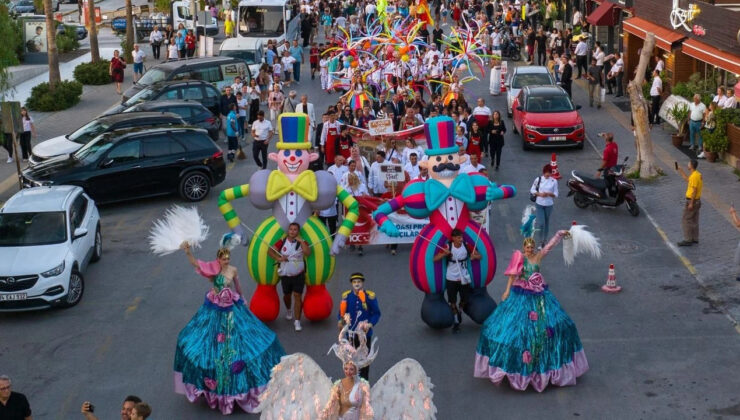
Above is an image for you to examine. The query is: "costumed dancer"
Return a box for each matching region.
[474,207,600,392]
[337,272,381,380]
[218,114,360,322]
[148,206,285,414]
[257,327,437,420]
[372,116,516,329]
[443,74,463,106]
[342,70,372,111]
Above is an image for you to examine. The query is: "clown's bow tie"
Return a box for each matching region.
[424,175,476,209]
[266,170,318,201]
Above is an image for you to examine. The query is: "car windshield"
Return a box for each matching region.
[68,120,110,145]
[220,49,258,64]
[73,136,114,164]
[512,73,553,89]
[137,68,167,87]
[0,212,66,246]
[238,6,285,36]
[525,93,576,113]
[123,87,158,107]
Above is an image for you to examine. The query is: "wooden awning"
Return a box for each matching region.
[586,1,619,26]
[682,39,740,76]
[623,17,686,51]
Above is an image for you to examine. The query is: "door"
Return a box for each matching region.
[87,140,144,201]
[141,134,189,194]
[202,84,222,115]
[68,193,93,269]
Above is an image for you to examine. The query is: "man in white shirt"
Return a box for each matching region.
[461,153,486,174]
[491,27,502,51]
[424,44,442,65]
[607,53,624,97]
[251,110,274,169]
[572,7,582,27]
[428,55,444,95]
[687,94,707,156]
[131,44,146,83]
[592,42,605,85]
[654,56,664,73]
[368,151,388,196]
[722,89,737,109]
[365,1,376,17]
[267,222,311,331]
[295,94,316,145]
[649,70,662,125]
[574,37,588,79]
[403,153,420,179]
[335,15,347,30]
[327,155,348,185]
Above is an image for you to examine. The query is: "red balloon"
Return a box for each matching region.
[303,285,333,321]
[249,284,280,322]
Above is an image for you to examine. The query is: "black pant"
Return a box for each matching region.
[252,140,268,169]
[537,49,546,66]
[651,95,661,124]
[151,43,161,59]
[490,143,503,168]
[248,99,260,124]
[319,215,337,236]
[576,55,587,78]
[615,73,623,96]
[562,81,572,98]
[3,133,13,158]
[352,334,370,380]
[20,131,31,159]
[187,47,195,58]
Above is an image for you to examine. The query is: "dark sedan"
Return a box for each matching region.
[124,100,221,141]
[22,127,226,203]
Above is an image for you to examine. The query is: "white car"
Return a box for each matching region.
[0,186,101,311]
[506,66,556,117]
[218,37,266,79]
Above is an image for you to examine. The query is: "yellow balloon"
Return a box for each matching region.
[401,54,410,62]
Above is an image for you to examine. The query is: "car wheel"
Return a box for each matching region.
[573,192,590,209]
[577,141,585,150]
[626,200,640,217]
[91,226,102,262]
[179,171,211,202]
[61,269,84,308]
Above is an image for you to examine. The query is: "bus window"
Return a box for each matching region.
[238,6,284,37]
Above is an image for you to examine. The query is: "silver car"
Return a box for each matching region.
[506,66,556,117]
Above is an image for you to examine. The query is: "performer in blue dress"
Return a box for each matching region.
[174,240,285,414]
[474,225,591,392]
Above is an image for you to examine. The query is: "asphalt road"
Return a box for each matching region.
[1,52,740,419]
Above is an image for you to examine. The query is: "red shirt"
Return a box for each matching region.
[309,47,319,64]
[603,142,618,168]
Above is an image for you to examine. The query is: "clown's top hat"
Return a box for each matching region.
[423,116,458,156]
[277,113,312,150]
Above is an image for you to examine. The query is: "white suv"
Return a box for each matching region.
[0,186,101,311]
[506,66,556,117]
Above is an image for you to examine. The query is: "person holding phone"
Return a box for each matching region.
[81,395,141,420]
[676,159,702,247]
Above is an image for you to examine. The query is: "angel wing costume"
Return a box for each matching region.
[257,326,437,419]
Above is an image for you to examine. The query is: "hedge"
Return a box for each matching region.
[74,60,111,85]
[26,80,83,112]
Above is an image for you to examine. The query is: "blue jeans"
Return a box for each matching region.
[689,119,703,149]
[293,61,301,82]
[536,204,553,244]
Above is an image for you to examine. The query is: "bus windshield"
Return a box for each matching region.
[238,6,284,37]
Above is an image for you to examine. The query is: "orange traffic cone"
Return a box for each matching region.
[601,264,622,293]
[550,153,561,179]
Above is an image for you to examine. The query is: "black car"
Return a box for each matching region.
[30,111,186,166]
[22,127,226,203]
[104,80,222,117]
[124,100,221,142]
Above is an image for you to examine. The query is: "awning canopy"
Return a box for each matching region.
[623,17,686,51]
[682,39,740,76]
[586,1,619,26]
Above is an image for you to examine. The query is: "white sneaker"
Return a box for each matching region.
[286,311,293,320]
[697,152,705,159]
[6,157,12,163]
[294,320,302,331]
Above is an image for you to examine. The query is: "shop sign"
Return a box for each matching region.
[670,0,702,33]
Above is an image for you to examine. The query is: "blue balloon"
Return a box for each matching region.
[343,61,350,68]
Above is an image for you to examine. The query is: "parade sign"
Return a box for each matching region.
[367,118,394,136]
[379,164,405,182]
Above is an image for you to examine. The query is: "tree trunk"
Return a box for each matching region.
[627,32,661,178]
[88,0,100,62]
[125,0,134,64]
[43,0,61,90]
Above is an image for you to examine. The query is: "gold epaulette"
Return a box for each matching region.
[342,290,351,298]
[366,290,376,299]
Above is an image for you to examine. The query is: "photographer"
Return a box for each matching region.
[81,395,141,420]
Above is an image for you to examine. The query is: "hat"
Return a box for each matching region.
[423,116,458,156]
[349,272,365,282]
[277,113,312,150]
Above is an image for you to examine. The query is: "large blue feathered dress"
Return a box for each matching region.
[174,260,285,414]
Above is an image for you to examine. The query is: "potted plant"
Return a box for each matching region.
[667,103,690,147]
[702,129,726,162]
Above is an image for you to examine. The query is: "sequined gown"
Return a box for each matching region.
[174,260,285,414]
[321,379,373,420]
[474,231,589,392]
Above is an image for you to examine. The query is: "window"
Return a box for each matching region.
[180,67,222,83]
[106,140,141,163]
[68,120,110,145]
[204,85,221,99]
[238,6,285,37]
[69,194,88,229]
[0,212,66,246]
[160,88,180,100]
[136,68,167,87]
[512,73,554,89]
[142,135,185,157]
[177,131,216,151]
[182,86,203,100]
[168,106,193,119]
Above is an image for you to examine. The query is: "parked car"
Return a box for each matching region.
[122,56,250,102]
[506,66,556,117]
[0,186,101,311]
[104,80,222,117]
[57,24,88,41]
[124,100,221,141]
[22,127,227,203]
[219,38,265,78]
[30,112,186,166]
[512,85,585,150]
[9,0,59,16]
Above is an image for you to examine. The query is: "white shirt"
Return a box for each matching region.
[365,3,376,15]
[237,98,247,117]
[277,238,305,276]
[609,58,623,75]
[574,41,587,56]
[345,183,369,196]
[282,55,296,71]
[655,59,664,72]
[252,119,273,140]
[402,146,425,165]
[461,163,486,174]
[246,86,260,101]
[491,31,502,47]
[403,162,420,179]
[446,243,471,284]
[688,102,706,121]
[593,49,605,66]
[472,106,492,117]
[335,16,347,27]
[530,175,558,207]
[649,76,662,97]
[22,116,33,132]
[368,160,387,195]
[340,169,366,189]
[713,94,726,107]
[327,164,349,184]
[722,95,737,109]
[429,61,443,78]
[572,10,582,26]
[132,49,146,63]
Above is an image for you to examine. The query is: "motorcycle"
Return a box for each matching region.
[498,33,522,62]
[567,157,640,217]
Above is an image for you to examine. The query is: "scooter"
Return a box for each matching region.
[567,157,640,216]
[499,35,522,62]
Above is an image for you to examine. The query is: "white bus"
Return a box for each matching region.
[235,0,299,46]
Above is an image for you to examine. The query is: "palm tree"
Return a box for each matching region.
[125,0,134,63]
[88,0,100,62]
[43,0,60,90]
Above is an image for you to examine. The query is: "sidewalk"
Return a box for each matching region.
[571,78,740,327]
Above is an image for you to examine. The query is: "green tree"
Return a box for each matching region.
[0,1,22,97]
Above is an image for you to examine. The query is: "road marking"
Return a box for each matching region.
[95,335,113,362]
[227,161,236,171]
[0,172,21,197]
[506,223,517,243]
[125,296,143,316]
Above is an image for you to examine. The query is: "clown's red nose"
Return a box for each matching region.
[289,156,296,162]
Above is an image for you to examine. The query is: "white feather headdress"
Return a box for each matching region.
[562,224,602,266]
[327,323,378,370]
[148,205,209,256]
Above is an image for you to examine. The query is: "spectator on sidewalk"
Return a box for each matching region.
[131,44,146,83]
[654,55,664,73]
[606,53,624,97]
[224,13,234,38]
[0,375,31,420]
[649,70,662,125]
[712,87,726,107]
[18,107,35,162]
[489,110,506,171]
[81,396,142,420]
[166,37,178,61]
[730,205,740,282]
[149,26,163,60]
[185,29,196,58]
[688,94,707,156]
[109,49,126,95]
[722,88,737,109]
[560,54,573,98]
[586,58,602,109]
[574,36,588,79]
[290,40,304,83]
[676,159,702,247]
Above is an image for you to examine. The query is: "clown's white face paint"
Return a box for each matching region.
[351,279,363,291]
[268,149,319,180]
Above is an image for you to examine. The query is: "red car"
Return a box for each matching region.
[512,85,585,150]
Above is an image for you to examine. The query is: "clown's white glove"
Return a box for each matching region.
[331,234,347,256]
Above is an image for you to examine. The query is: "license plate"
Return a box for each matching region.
[0,293,27,301]
[549,136,567,141]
